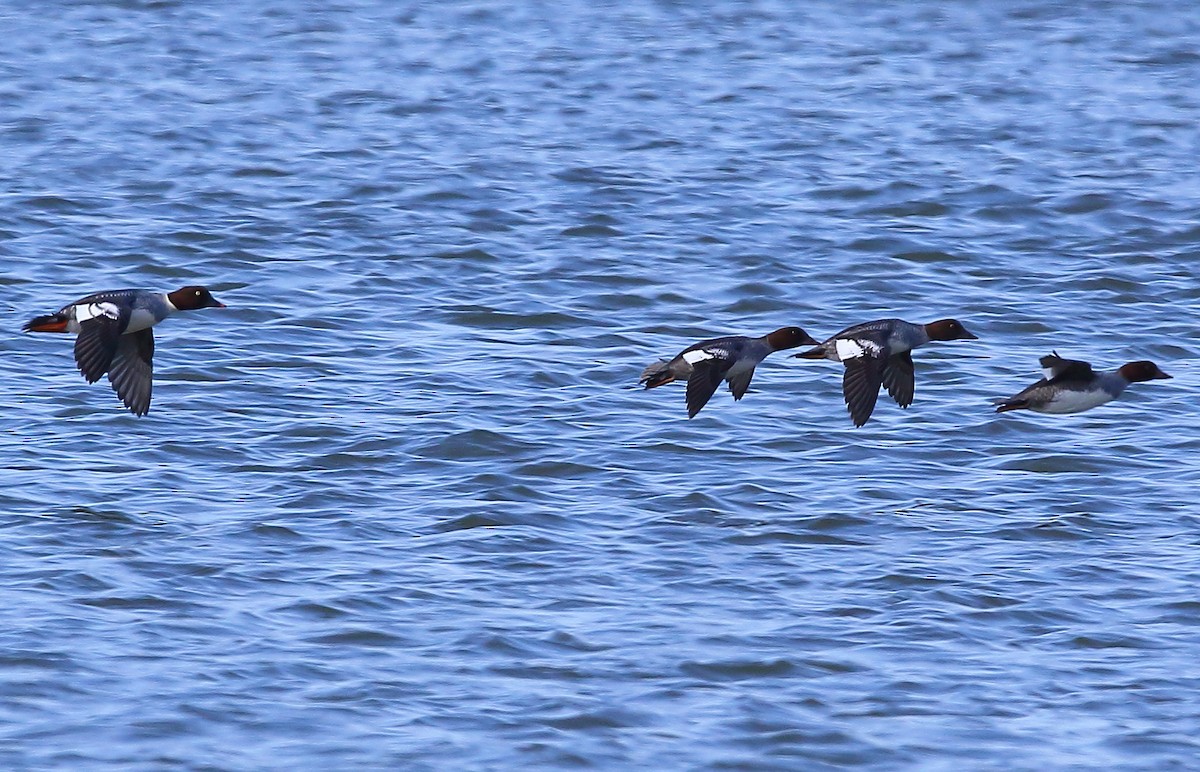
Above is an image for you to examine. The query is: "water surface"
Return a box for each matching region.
[2,1,1199,768]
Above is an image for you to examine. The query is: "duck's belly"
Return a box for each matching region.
[1036,389,1115,414]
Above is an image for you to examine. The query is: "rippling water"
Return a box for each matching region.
[3,0,1200,768]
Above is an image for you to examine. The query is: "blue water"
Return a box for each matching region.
[3,1,1200,768]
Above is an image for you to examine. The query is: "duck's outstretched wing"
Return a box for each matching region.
[727,368,755,401]
[1039,351,1095,383]
[842,355,884,427]
[881,350,914,408]
[834,330,888,427]
[107,329,155,416]
[73,302,130,384]
[682,345,735,418]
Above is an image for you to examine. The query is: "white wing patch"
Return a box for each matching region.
[835,337,881,361]
[683,348,720,365]
[76,302,120,323]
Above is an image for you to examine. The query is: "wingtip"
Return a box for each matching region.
[843,396,873,428]
[841,356,883,428]
[76,366,106,385]
[124,391,151,417]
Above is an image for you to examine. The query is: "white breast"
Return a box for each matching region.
[124,308,159,333]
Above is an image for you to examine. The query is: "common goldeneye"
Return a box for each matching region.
[793,318,977,427]
[994,351,1170,414]
[641,326,819,418]
[23,286,225,416]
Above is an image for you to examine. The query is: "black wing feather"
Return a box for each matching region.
[842,356,884,427]
[107,330,155,416]
[74,312,128,383]
[685,360,728,418]
[727,369,755,401]
[881,351,915,408]
[1039,351,1095,384]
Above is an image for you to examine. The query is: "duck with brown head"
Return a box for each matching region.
[792,317,978,427]
[641,325,820,418]
[995,351,1170,414]
[167,285,226,312]
[23,285,226,416]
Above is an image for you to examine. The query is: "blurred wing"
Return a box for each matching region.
[107,330,155,416]
[1039,351,1094,382]
[881,351,914,408]
[727,368,755,401]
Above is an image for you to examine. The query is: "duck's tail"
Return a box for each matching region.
[640,360,675,389]
[23,314,69,333]
[792,345,826,359]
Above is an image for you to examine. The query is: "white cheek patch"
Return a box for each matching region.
[682,348,716,365]
[836,338,880,361]
[76,302,120,323]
